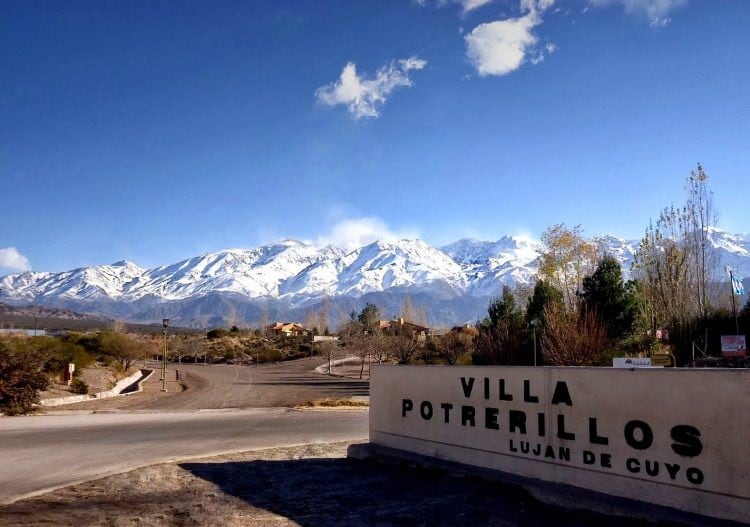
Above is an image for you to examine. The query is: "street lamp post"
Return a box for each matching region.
[161,318,169,392]
[530,318,539,367]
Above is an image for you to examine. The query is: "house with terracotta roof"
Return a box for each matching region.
[266,322,310,337]
[377,317,430,339]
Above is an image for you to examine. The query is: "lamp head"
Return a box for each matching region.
[162,318,170,328]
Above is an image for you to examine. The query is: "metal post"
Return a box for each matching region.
[530,319,539,367]
[161,319,169,392]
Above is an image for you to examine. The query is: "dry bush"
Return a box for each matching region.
[389,334,421,364]
[434,332,471,365]
[541,304,608,366]
[0,341,49,415]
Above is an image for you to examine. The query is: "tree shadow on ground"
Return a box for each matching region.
[179,457,655,527]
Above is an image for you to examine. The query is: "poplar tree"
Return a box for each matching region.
[538,224,599,310]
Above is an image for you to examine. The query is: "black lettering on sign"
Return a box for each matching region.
[499,379,513,401]
[557,414,575,440]
[626,458,640,473]
[670,425,703,457]
[461,405,476,427]
[588,418,609,445]
[523,380,539,403]
[624,420,653,450]
[485,407,500,430]
[537,413,546,437]
[600,453,612,468]
[461,377,475,398]
[484,378,490,400]
[440,403,453,423]
[686,468,704,485]
[665,463,681,480]
[420,401,433,420]
[645,460,659,477]
[509,410,527,434]
[583,451,596,465]
[402,399,413,417]
[551,381,573,406]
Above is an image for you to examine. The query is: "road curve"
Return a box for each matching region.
[0,408,368,504]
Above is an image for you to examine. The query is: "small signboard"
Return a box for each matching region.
[613,357,655,368]
[650,354,672,367]
[721,335,747,357]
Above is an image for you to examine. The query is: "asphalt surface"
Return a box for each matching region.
[141,357,370,410]
[0,408,368,504]
[47,357,370,411]
[0,357,370,504]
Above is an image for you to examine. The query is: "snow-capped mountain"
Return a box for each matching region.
[1,229,748,327]
[441,236,539,297]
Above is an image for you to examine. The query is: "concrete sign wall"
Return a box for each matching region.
[369,366,749,523]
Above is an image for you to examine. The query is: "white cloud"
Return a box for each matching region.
[458,0,493,13]
[588,0,687,26]
[465,12,539,76]
[521,0,555,11]
[465,0,555,76]
[318,217,419,250]
[0,247,31,273]
[546,42,557,54]
[315,57,427,119]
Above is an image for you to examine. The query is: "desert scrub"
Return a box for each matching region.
[69,378,89,395]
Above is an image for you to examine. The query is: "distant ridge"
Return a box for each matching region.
[1,230,747,327]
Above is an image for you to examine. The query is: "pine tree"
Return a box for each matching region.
[526,280,563,326]
[580,254,636,340]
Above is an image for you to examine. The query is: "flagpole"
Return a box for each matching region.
[729,269,739,335]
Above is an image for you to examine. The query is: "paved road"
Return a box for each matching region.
[0,408,368,504]
[141,357,369,410]
[49,357,370,411]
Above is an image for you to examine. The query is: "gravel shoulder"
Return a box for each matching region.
[0,441,661,527]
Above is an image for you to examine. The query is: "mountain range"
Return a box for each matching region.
[1,230,748,328]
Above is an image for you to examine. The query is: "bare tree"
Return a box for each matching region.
[318,341,340,375]
[541,304,608,366]
[108,319,126,333]
[435,332,471,365]
[258,307,269,336]
[389,334,421,364]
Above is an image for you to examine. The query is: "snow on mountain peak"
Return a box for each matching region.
[1,229,748,311]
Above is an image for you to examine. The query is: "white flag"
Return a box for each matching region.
[730,273,745,296]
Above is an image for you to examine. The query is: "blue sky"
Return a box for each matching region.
[1,0,748,274]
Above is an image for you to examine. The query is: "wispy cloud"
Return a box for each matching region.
[458,0,493,14]
[0,247,31,274]
[318,217,419,250]
[465,0,555,77]
[588,0,687,27]
[315,57,427,119]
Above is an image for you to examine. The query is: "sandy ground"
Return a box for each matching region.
[0,441,672,527]
[41,366,183,410]
[39,365,118,399]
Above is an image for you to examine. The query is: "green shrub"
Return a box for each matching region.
[69,378,89,395]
